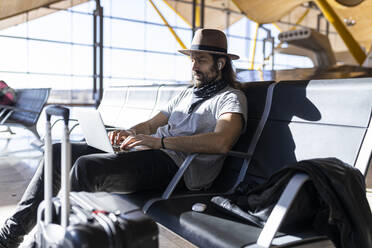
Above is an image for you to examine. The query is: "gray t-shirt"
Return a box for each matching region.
[153,85,247,190]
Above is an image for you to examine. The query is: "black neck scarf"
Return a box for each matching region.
[188,80,228,114]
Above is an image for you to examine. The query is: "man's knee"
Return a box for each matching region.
[71,156,89,180]
[70,155,97,192]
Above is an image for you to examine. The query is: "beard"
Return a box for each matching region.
[192,63,220,88]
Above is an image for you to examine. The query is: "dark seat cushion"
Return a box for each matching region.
[146,194,323,248]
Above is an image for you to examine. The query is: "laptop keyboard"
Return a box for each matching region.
[112,145,121,152]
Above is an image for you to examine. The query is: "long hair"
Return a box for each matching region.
[212,54,241,89]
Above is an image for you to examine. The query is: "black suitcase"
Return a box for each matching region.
[36,105,159,248]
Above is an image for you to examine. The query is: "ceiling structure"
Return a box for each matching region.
[232,0,371,53]
[165,0,371,65]
[234,0,372,65]
[163,0,242,30]
[0,0,371,65]
[0,0,88,30]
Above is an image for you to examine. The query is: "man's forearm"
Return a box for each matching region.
[130,112,169,135]
[130,122,152,135]
[161,113,243,154]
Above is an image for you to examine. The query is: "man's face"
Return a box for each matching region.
[191,52,219,87]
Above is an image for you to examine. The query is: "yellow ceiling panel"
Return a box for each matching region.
[275,1,372,55]
[232,0,308,24]
[164,0,243,30]
[328,0,372,51]
[0,0,61,20]
[231,0,371,60]
[0,0,88,30]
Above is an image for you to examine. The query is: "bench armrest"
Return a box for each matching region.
[160,150,251,200]
[0,104,40,114]
[142,150,252,212]
[227,150,252,159]
[162,150,251,196]
[248,173,310,248]
[162,154,198,200]
[226,150,253,193]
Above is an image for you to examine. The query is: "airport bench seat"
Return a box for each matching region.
[142,78,372,247]
[102,81,271,206]
[99,78,372,247]
[0,88,50,141]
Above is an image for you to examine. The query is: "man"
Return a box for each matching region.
[0,28,247,248]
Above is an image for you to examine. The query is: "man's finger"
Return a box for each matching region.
[125,140,142,149]
[109,130,119,144]
[108,131,114,144]
[118,131,127,142]
[121,135,136,149]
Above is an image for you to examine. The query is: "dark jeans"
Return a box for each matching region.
[0,142,178,247]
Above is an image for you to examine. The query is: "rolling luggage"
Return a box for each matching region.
[36,105,159,248]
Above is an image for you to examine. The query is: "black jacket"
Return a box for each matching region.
[234,158,372,248]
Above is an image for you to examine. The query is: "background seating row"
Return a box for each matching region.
[0,88,50,142]
[98,84,189,128]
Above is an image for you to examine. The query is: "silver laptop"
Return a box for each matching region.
[76,108,123,154]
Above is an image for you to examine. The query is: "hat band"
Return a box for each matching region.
[191,44,227,54]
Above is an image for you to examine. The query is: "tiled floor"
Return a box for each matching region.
[0,124,370,248]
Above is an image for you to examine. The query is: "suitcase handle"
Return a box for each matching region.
[44,105,71,228]
[45,105,70,124]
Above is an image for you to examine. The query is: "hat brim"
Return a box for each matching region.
[179,49,240,60]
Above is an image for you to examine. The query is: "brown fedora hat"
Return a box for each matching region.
[179,29,239,60]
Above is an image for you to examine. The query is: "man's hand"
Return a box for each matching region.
[108,129,135,146]
[107,112,169,148]
[120,134,161,150]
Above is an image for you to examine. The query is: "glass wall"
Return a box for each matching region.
[0,0,314,104]
[0,2,94,103]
